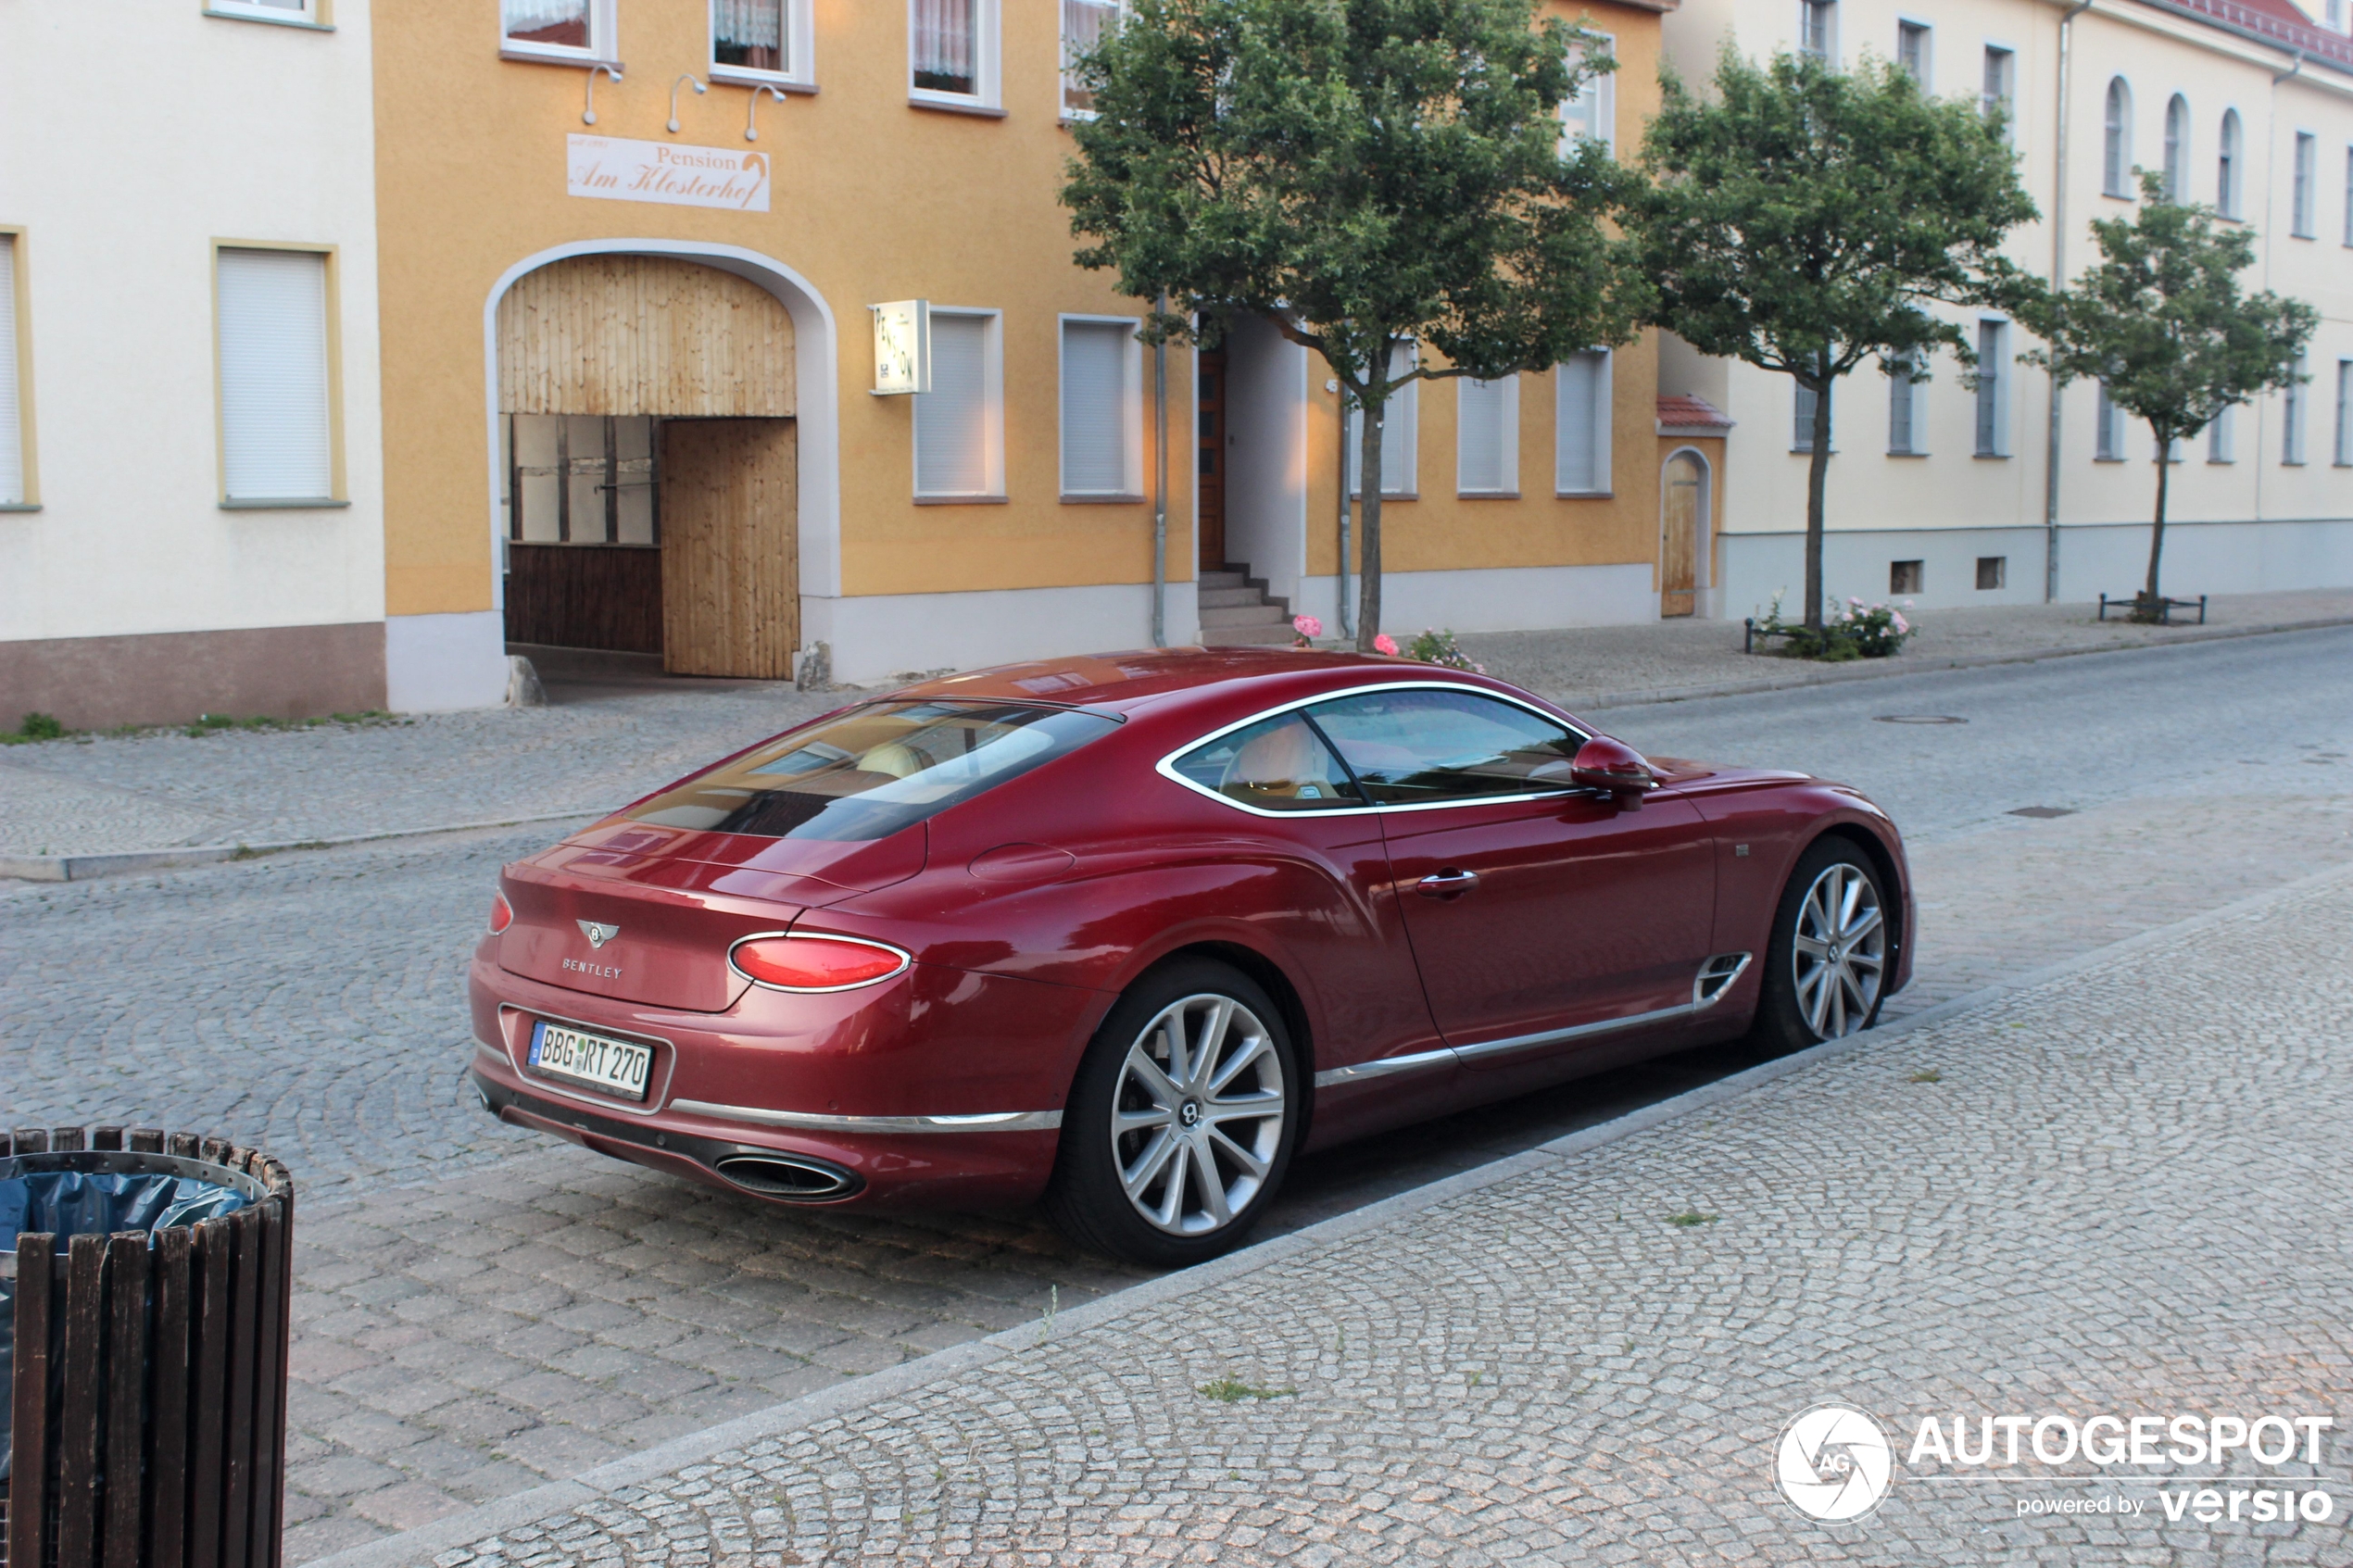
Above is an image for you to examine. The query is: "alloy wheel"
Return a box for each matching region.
[1111,992,1288,1236]
[1791,862,1886,1039]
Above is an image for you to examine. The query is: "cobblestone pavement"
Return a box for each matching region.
[416,867,2353,1566]
[1,634,2348,1559]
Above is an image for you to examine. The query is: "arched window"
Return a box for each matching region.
[2163,94,2189,200]
[2103,78,2133,197]
[2218,108,2243,217]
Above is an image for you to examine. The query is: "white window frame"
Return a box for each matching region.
[909,0,1002,114]
[2208,403,2235,463]
[1057,314,1144,500]
[213,241,344,508]
[2291,131,2318,238]
[1982,45,2017,143]
[1554,351,1613,495]
[2335,360,2352,467]
[1559,32,1617,156]
[2162,94,2190,201]
[710,0,816,92]
[2218,108,2245,220]
[1455,374,1521,497]
[1799,0,1837,63]
[1886,353,1924,456]
[1061,0,1123,122]
[1895,19,1931,85]
[2103,77,2134,199]
[207,0,332,29]
[500,0,615,65]
[2343,146,2352,245]
[912,307,1005,501]
[1974,319,2011,457]
[2095,383,2126,460]
[2283,357,2308,465]
[1347,344,1420,498]
[0,228,33,508]
[1792,380,1833,452]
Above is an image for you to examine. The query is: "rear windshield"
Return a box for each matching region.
[624,701,1118,842]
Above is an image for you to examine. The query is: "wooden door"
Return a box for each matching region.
[661,419,799,677]
[1197,351,1227,571]
[1660,453,1702,617]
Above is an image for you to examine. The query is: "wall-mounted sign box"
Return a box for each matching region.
[871,300,931,395]
[567,135,771,212]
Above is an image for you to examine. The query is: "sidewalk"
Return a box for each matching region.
[322,864,2353,1568]
[4,587,2347,871]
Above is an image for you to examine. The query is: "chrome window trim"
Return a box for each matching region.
[728,929,914,993]
[1154,679,1594,821]
[671,1098,1063,1134]
[496,1003,679,1118]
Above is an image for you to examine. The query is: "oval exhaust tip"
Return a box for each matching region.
[715,1153,859,1201]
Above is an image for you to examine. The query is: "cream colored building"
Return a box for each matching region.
[0,0,386,728]
[1662,0,2353,613]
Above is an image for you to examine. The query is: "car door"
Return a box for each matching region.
[1303,685,1717,1070]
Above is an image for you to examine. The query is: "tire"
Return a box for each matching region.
[1045,959,1301,1267]
[1750,838,1892,1053]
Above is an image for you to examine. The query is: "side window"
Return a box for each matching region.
[1171,714,1365,811]
[1307,689,1583,805]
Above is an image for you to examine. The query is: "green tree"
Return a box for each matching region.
[2018,170,2316,618]
[1061,0,1647,649]
[1631,49,2035,631]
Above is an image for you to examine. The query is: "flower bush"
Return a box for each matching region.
[1291,614,1323,647]
[1754,594,1917,661]
[1407,628,1487,673]
[1372,633,1400,656]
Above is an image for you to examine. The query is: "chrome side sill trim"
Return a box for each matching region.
[1312,1045,1458,1089]
[1449,1000,1701,1064]
[669,1098,1063,1134]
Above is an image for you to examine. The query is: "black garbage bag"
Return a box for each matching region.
[0,1169,250,1479]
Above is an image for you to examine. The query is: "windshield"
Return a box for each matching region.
[625,701,1119,842]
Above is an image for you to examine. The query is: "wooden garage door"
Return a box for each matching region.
[661,420,798,678]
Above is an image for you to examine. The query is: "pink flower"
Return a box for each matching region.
[1893,613,1910,633]
[1292,614,1323,639]
[1848,596,1864,606]
[1373,633,1399,656]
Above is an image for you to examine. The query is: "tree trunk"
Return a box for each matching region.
[2140,428,2171,616]
[1803,374,1833,630]
[1354,390,1386,650]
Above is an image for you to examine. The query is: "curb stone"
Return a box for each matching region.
[0,810,606,884]
[293,854,2353,1568]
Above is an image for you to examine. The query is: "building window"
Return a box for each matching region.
[2344,147,2352,245]
[1793,381,1832,451]
[1896,20,1930,82]
[914,309,1004,498]
[2335,360,2352,466]
[502,0,607,59]
[1456,375,1519,495]
[912,0,999,106]
[1554,350,1611,494]
[2095,383,2125,460]
[712,0,813,86]
[217,246,336,506]
[1348,343,1419,496]
[209,0,328,24]
[1976,556,2007,590]
[505,416,658,544]
[1059,317,1141,497]
[1886,353,1922,454]
[1800,0,1835,62]
[2208,404,2234,463]
[1890,560,1923,595]
[2163,94,2189,200]
[2218,109,2243,219]
[2283,357,2307,465]
[1062,0,1120,119]
[1974,320,2008,456]
[1982,46,2015,139]
[2103,79,2133,198]
[1558,33,1617,155]
[0,232,25,506]
[2292,132,2317,237]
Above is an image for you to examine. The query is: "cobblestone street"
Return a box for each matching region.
[3,629,2350,1562]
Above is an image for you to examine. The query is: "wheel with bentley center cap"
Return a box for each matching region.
[1046,959,1299,1266]
[1751,838,1891,1051]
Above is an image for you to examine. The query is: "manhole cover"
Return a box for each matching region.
[1873,715,1969,724]
[2008,806,2077,819]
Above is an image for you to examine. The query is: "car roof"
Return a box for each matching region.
[885,646,1499,720]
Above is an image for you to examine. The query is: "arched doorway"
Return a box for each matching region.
[497,254,799,677]
[1659,449,1709,618]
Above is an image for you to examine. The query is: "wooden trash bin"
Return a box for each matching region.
[1,1126,294,1568]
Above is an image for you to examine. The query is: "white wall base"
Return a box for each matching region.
[806,582,1202,685]
[1293,563,1657,636]
[385,610,512,712]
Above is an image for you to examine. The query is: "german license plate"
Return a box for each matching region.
[527,1020,653,1101]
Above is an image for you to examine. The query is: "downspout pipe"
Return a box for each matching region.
[1151,294,1168,647]
[2045,0,2095,604]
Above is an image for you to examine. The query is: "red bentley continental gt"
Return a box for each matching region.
[468,647,1912,1265]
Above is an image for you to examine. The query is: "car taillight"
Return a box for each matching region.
[730,934,911,992]
[488,892,514,935]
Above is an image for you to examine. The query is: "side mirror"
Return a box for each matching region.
[1570,735,1658,805]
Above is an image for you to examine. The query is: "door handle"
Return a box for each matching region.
[1416,869,1479,898]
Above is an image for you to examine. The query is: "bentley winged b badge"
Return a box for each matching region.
[577,920,621,949]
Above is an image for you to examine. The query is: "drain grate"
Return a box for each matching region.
[2008,806,2077,819]
[1874,714,1969,724]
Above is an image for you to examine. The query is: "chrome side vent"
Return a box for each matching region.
[714,1153,860,1201]
[1693,952,1753,1007]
